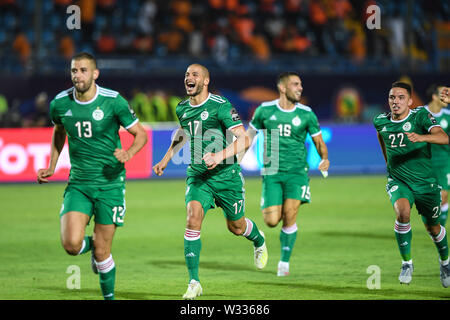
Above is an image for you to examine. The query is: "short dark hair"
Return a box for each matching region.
[277,71,300,85]
[391,81,412,96]
[72,52,97,68]
[426,83,445,100]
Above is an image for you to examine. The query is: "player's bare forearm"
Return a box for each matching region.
[226,130,250,159]
[38,125,66,183]
[165,127,187,162]
[236,127,257,163]
[405,127,449,145]
[115,122,148,163]
[49,124,66,171]
[153,127,187,175]
[203,125,250,169]
[126,123,148,157]
[312,134,329,171]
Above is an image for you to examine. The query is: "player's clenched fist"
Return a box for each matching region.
[37,168,54,184]
[114,148,131,163]
[153,161,167,176]
[202,152,223,170]
[405,132,424,143]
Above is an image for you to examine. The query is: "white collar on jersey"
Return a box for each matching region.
[189,93,211,108]
[390,109,412,123]
[276,99,297,113]
[73,84,99,105]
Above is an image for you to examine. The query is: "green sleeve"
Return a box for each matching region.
[115,94,139,129]
[175,102,183,123]
[218,101,243,130]
[418,108,439,132]
[307,111,321,136]
[49,99,61,125]
[249,106,263,130]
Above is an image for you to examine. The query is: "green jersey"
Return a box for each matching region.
[424,105,450,166]
[373,107,440,192]
[176,93,243,178]
[249,99,321,175]
[50,84,138,186]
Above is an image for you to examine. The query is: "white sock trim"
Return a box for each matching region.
[95,254,115,274]
[184,228,201,241]
[281,223,298,234]
[243,218,253,237]
[278,261,289,268]
[394,220,411,234]
[431,226,446,243]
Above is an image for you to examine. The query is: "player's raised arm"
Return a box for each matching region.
[153,127,188,176]
[405,126,449,145]
[37,124,66,184]
[203,125,251,170]
[114,122,148,163]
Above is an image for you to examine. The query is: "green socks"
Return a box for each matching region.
[78,236,115,300]
[280,224,298,263]
[183,219,266,283]
[184,229,201,282]
[242,218,265,248]
[394,220,412,262]
[77,235,93,255]
[95,254,116,300]
[430,225,449,262]
[395,219,449,263]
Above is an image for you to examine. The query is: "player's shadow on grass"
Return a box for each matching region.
[37,286,161,300]
[319,231,392,241]
[149,259,272,274]
[245,282,450,299]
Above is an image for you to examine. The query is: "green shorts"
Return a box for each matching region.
[432,163,450,191]
[185,169,245,221]
[386,179,442,226]
[60,184,126,226]
[261,172,310,210]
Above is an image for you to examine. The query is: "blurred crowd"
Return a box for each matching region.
[0,89,184,128]
[1,0,449,128]
[1,0,449,68]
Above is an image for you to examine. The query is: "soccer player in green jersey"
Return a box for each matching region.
[37,52,148,300]
[153,64,268,300]
[373,81,450,287]
[423,84,449,226]
[247,72,329,276]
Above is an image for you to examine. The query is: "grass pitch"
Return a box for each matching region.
[1,175,449,300]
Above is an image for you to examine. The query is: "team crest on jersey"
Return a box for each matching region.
[402,122,411,131]
[92,107,104,121]
[201,110,209,120]
[441,119,448,129]
[230,107,240,121]
[292,116,301,126]
[128,104,136,118]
